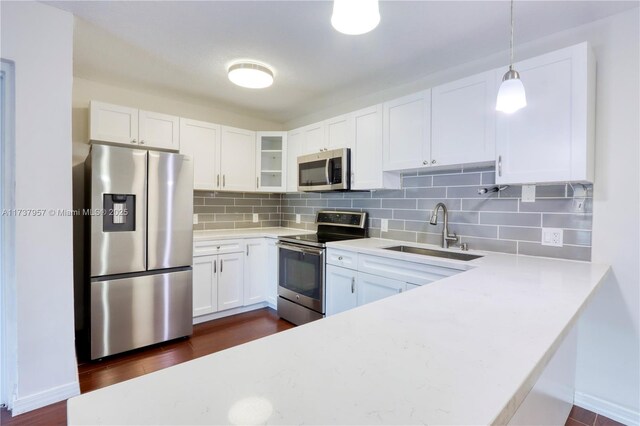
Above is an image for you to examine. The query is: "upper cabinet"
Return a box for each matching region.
[431,71,496,166]
[90,101,179,151]
[220,126,257,192]
[325,114,352,150]
[302,122,326,154]
[286,128,303,192]
[495,43,595,184]
[352,105,400,190]
[383,90,432,171]
[256,132,287,192]
[179,118,221,191]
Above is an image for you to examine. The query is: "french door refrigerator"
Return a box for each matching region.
[86,144,193,359]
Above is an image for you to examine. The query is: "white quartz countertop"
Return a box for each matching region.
[68,238,610,425]
[193,227,312,241]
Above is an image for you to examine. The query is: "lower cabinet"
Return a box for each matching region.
[243,238,268,306]
[326,265,357,316]
[193,251,244,317]
[356,272,406,306]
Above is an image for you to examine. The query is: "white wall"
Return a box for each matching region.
[0,1,80,414]
[286,9,640,424]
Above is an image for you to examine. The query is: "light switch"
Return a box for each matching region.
[381,219,388,232]
[542,228,563,247]
[296,214,301,224]
[252,213,259,223]
[193,214,198,225]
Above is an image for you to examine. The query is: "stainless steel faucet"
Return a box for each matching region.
[429,203,458,249]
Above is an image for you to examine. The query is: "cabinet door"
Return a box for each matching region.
[432,71,496,166]
[266,239,279,308]
[287,128,303,192]
[383,90,431,171]
[356,272,406,306]
[352,105,382,189]
[179,118,221,191]
[256,132,287,192]
[220,126,256,191]
[89,101,139,145]
[325,114,352,150]
[495,43,594,184]
[244,239,268,306]
[138,110,180,151]
[192,255,217,317]
[217,252,244,311]
[303,122,326,154]
[326,265,358,316]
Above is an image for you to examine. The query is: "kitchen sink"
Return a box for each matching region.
[383,245,482,261]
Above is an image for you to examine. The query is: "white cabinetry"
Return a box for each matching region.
[495,42,595,184]
[431,71,496,166]
[217,252,244,311]
[357,272,406,306]
[192,255,218,317]
[179,118,221,190]
[256,132,287,192]
[192,239,245,318]
[326,265,357,316]
[383,90,431,170]
[286,128,303,192]
[244,238,268,305]
[352,105,401,190]
[325,114,352,150]
[302,122,325,154]
[90,101,179,151]
[220,126,257,191]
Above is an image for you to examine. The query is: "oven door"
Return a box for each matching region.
[277,242,325,314]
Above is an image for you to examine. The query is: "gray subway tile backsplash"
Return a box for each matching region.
[194,166,593,261]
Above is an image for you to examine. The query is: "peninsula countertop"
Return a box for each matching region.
[68,238,610,425]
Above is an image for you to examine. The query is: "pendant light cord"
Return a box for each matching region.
[509,0,514,70]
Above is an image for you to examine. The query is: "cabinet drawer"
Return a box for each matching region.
[326,248,359,269]
[358,254,462,286]
[194,239,244,256]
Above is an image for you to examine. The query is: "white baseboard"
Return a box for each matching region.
[575,391,640,426]
[11,380,80,416]
[193,302,271,325]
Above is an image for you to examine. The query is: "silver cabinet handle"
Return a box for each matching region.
[217,174,220,187]
[351,277,355,294]
[131,139,137,144]
[338,256,343,261]
[431,159,436,164]
[246,245,249,256]
[398,288,403,293]
[422,160,427,165]
[498,155,503,177]
[256,177,259,188]
[223,175,226,187]
[220,259,223,273]
[139,140,145,145]
[213,260,216,274]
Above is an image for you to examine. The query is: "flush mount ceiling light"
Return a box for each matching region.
[496,0,527,113]
[228,61,274,89]
[331,0,380,35]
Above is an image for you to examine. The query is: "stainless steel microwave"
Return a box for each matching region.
[297,148,350,192]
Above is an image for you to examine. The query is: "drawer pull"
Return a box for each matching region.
[338,256,343,261]
[351,277,355,293]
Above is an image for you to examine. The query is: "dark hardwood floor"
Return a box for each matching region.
[1,308,294,426]
[0,308,625,426]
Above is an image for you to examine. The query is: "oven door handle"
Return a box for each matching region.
[276,242,324,256]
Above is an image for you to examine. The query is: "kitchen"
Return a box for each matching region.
[1,1,638,425]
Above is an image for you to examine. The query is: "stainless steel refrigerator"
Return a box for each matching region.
[86,144,193,359]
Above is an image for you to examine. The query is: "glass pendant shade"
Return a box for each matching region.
[228,62,274,89]
[496,69,527,113]
[331,0,380,35]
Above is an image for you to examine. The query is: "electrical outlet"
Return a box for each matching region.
[193,214,198,225]
[252,213,259,223]
[381,219,389,232]
[542,228,563,247]
[296,214,301,224]
[521,185,536,203]
[573,198,586,212]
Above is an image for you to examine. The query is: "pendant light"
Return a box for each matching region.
[228,61,274,89]
[331,0,380,35]
[496,0,527,113]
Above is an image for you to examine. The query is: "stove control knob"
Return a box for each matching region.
[296,295,300,300]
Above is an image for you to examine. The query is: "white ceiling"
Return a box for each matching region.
[49,1,638,124]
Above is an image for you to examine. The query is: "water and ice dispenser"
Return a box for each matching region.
[102,194,135,232]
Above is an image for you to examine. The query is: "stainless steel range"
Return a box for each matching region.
[277,211,367,325]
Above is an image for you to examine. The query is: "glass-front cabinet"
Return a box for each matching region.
[256,132,287,192]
